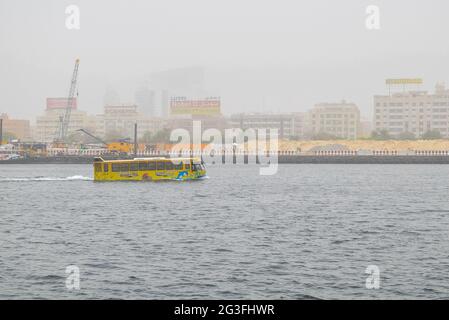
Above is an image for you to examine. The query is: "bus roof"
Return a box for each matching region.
[94,157,202,164]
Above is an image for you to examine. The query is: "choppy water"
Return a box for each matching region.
[1,164,449,299]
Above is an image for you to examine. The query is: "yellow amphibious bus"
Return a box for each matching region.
[93,157,206,181]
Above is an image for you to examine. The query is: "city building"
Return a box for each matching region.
[34,98,97,142]
[136,117,166,138]
[161,90,169,117]
[359,119,373,138]
[307,101,360,139]
[0,113,31,141]
[97,105,165,140]
[135,86,156,116]
[229,112,306,139]
[164,96,227,135]
[165,115,229,137]
[170,96,221,117]
[374,81,449,138]
[290,112,307,139]
[97,105,139,139]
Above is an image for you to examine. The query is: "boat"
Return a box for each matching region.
[93,157,206,181]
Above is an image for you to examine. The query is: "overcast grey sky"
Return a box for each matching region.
[1,0,448,121]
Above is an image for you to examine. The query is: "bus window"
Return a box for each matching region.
[139,162,149,171]
[174,162,183,170]
[112,164,120,172]
[185,164,191,170]
[156,161,166,170]
[192,164,203,171]
[103,163,109,172]
[148,161,156,170]
[120,163,129,172]
[130,163,138,171]
[165,162,174,170]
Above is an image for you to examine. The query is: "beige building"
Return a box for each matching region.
[35,108,97,142]
[359,119,373,138]
[97,105,165,140]
[291,112,307,138]
[0,113,31,140]
[229,112,306,139]
[307,101,360,139]
[374,82,449,138]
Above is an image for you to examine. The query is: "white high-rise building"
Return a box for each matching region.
[374,82,449,138]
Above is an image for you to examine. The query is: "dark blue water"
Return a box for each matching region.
[1,164,449,299]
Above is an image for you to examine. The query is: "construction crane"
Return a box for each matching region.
[76,129,107,145]
[55,59,80,143]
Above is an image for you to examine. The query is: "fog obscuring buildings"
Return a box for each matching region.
[135,86,156,117]
[148,67,206,117]
[103,86,121,106]
[24,76,449,144]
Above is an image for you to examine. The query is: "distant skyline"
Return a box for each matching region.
[1,0,448,121]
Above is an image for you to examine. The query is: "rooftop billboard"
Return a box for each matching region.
[46,98,77,110]
[170,97,221,116]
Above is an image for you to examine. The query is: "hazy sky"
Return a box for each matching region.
[1,0,448,121]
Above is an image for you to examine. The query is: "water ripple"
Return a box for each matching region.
[1,164,449,299]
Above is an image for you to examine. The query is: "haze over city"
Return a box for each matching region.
[4,0,449,305]
[1,0,448,120]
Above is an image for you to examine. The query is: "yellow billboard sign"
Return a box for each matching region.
[386,78,423,85]
[170,97,221,116]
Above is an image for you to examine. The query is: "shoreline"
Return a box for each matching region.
[3,155,449,164]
